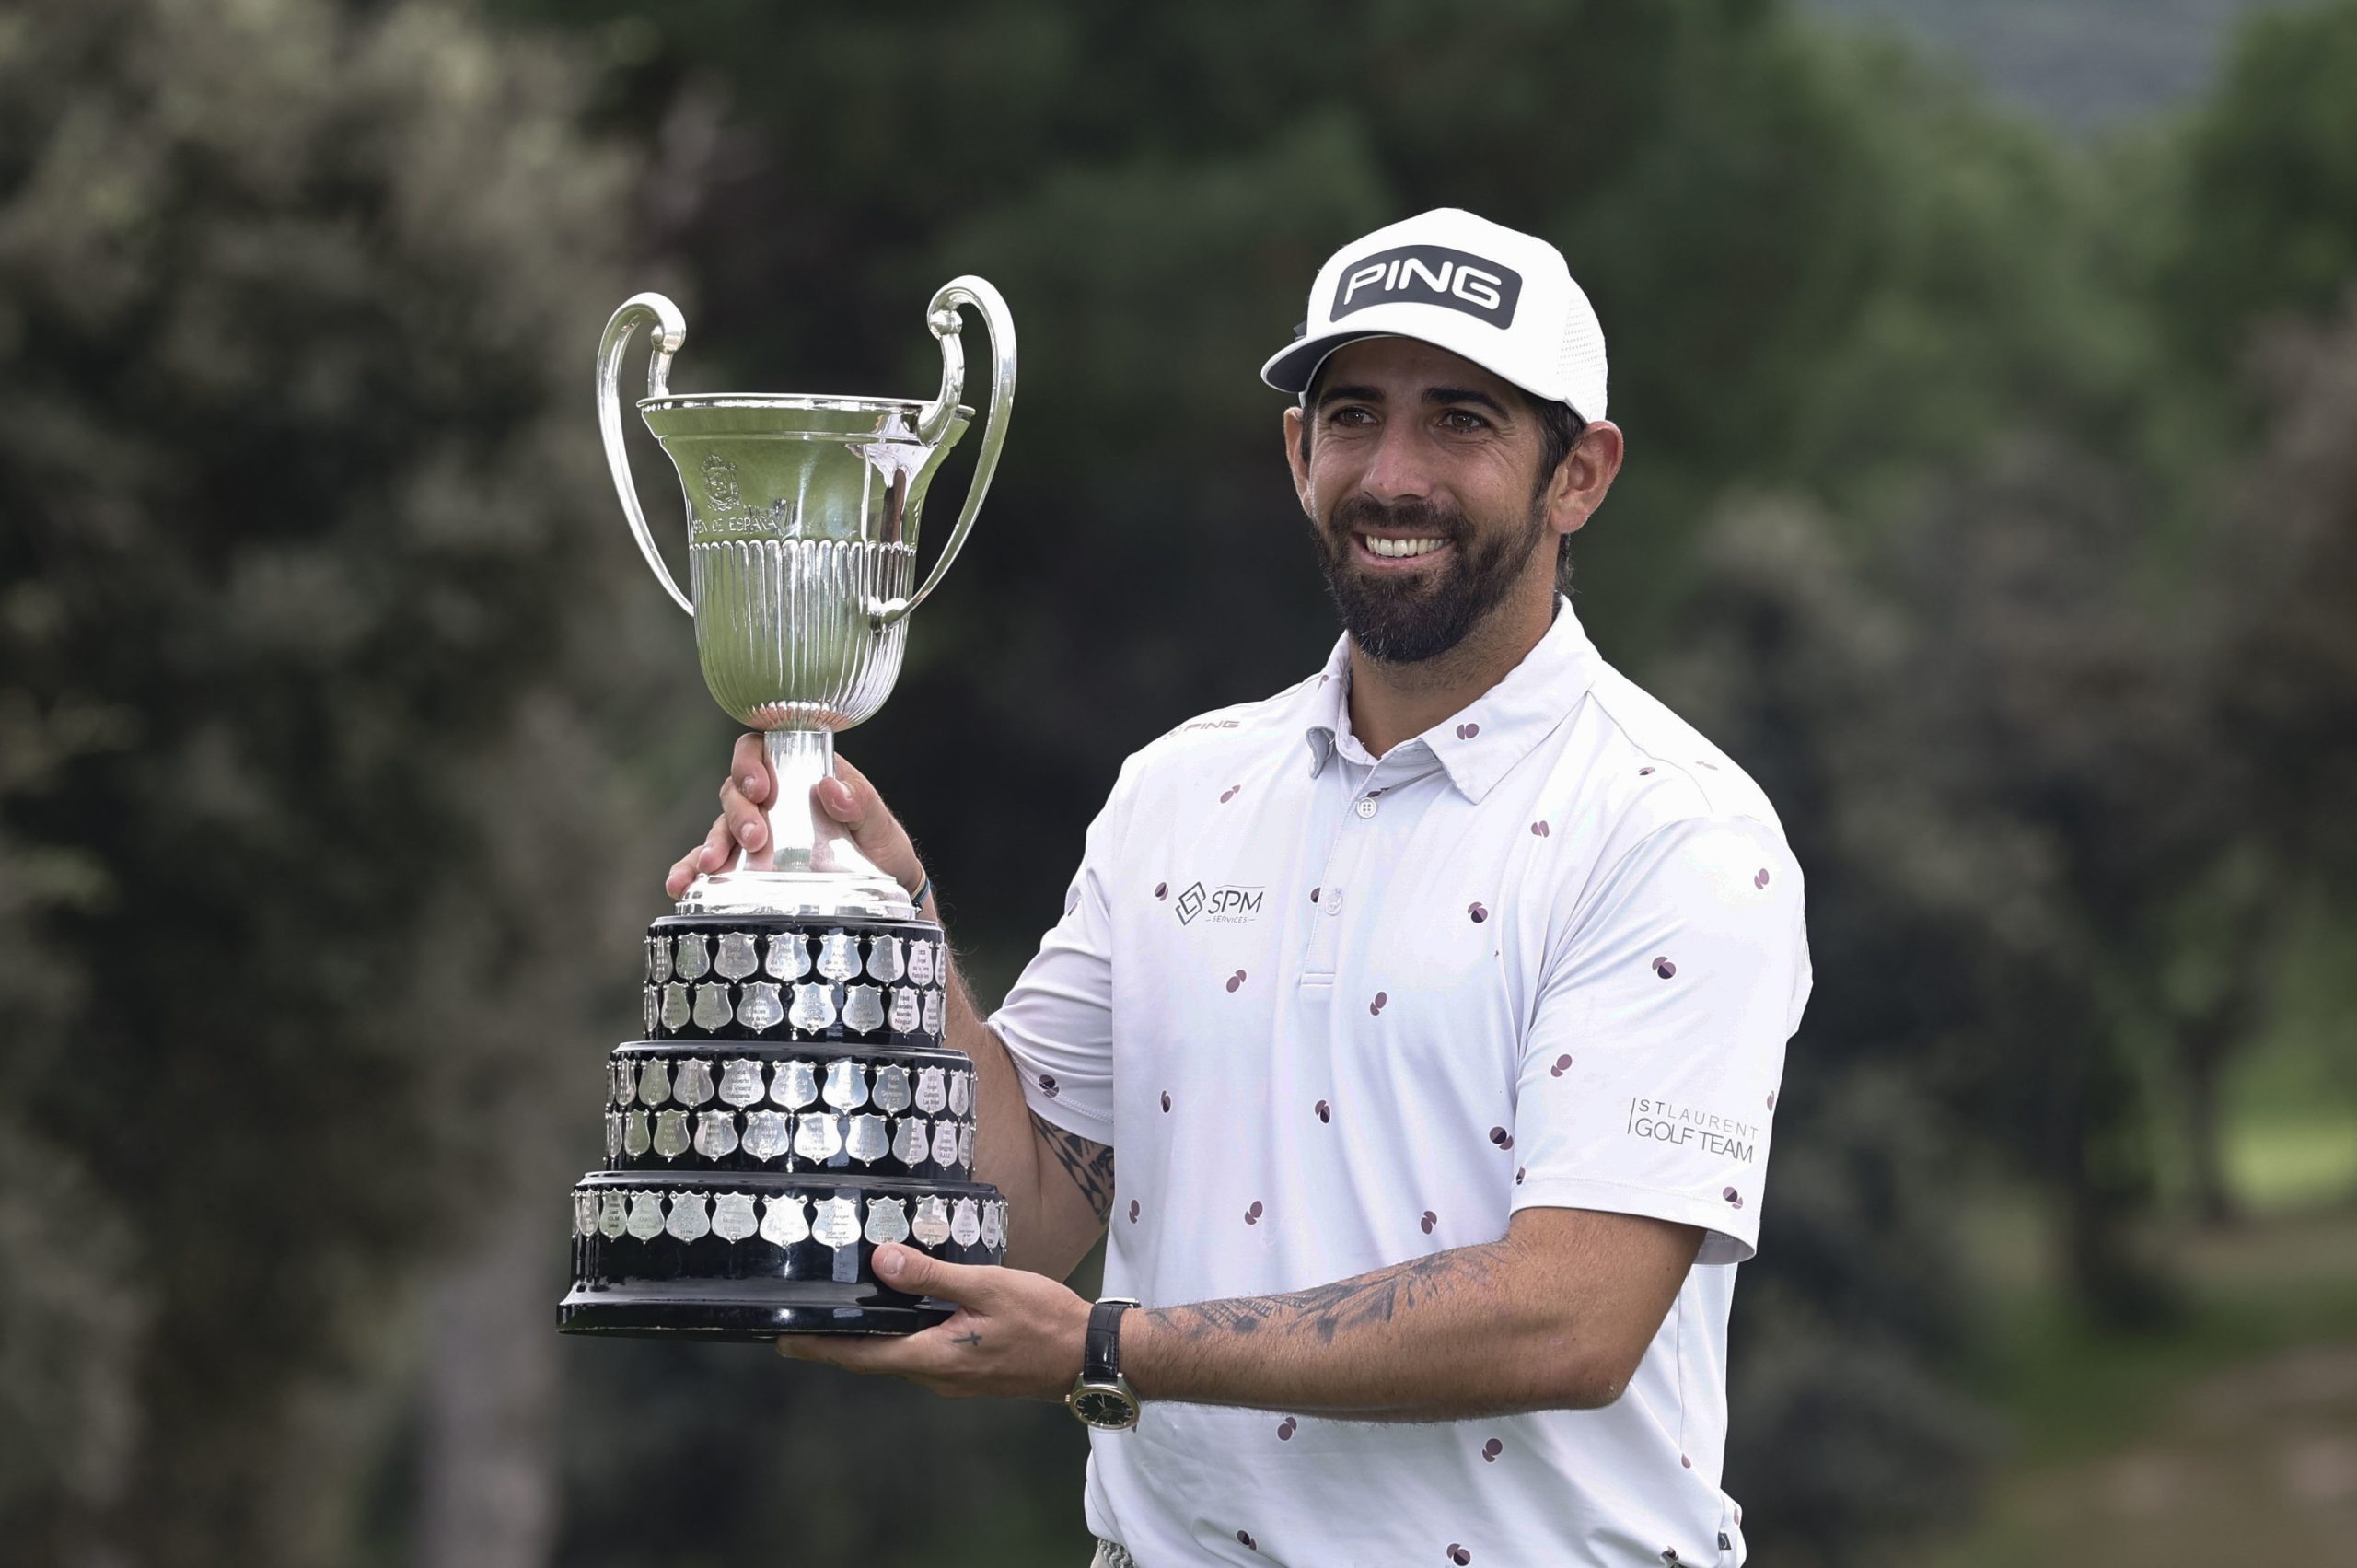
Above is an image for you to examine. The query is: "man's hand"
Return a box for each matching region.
[774,1243,1090,1402]
[666,735,927,900]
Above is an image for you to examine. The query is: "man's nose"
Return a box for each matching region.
[1356,418,1436,505]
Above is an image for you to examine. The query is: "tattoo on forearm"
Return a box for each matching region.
[1144,1247,1506,1346]
[1030,1110,1116,1223]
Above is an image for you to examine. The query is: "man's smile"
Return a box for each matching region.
[1349,530,1455,571]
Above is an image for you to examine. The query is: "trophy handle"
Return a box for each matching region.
[598,293,694,617]
[869,275,1017,629]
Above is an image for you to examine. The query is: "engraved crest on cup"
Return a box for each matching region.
[981,1198,1004,1249]
[718,1058,766,1109]
[790,982,837,1033]
[626,1191,666,1241]
[914,1065,948,1113]
[646,935,674,985]
[642,985,659,1038]
[948,1068,971,1116]
[906,939,936,987]
[623,1109,651,1157]
[714,931,761,982]
[923,989,945,1035]
[958,1121,975,1168]
[765,933,810,981]
[711,1191,760,1244]
[911,1194,952,1246]
[661,982,691,1033]
[950,1197,982,1248]
[610,1059,631,1106]
[674,934,711,981]
[816,932,860,982]
[892,1117,928,1167]
[888,988,922,1034]
[693,1109,739,1160]
[653,1109,692,1161]
[794,1112,844,1163]
[666,1191,712,1243]
[811,1196,862,1250]
[741,1109,792,1162]
[673,1058,715,1109]
[930,1120,959,1168]
[821,1059,868,1112]
[692,983,734,1033]
[865,1195,911,1247]
[573,1191,598,1238]
[604,1112,623,1162]
[872,1064,912,1115]
[598,1191,629,1239]
[636,1058,672,1107]
[865,934,906,983]
[842,983,886,1036]
[736,981,784,1034]
[845,1113,889,1166]
[771,1059,819,1109]
[760,1194,809,1247]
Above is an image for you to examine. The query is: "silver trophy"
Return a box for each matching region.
[597,278,1016,917]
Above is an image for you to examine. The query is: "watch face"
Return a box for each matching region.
[1069,1386,1140,1431]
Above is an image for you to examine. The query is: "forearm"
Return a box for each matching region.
[933,922,1109,1279]
[1123,1235,1609,1422]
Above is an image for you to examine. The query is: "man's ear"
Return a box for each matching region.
[1283,404,1314,517]
[1546,419,1624,543]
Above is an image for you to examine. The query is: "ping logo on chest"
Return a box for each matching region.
[1330,245,1523,326]
[1174,880,1266,926]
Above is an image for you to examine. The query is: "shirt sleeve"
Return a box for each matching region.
[1509,815,1811,1264]
[985,757,1140,1148]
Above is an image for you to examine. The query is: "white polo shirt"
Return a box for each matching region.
[993,598,1811,1567]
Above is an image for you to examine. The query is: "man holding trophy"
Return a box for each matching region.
[605,209,1812,1564]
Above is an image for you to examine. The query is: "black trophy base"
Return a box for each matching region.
[559,1280,958,1340]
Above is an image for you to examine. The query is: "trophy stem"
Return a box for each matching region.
[677,731,915,920]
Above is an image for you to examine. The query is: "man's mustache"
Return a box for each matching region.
[1326,494,1470,544]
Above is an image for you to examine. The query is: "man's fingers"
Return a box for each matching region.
[720,778,767,854]
[731,732,772,805]
[775,1332,934,1376]
[872,1243,991,1305]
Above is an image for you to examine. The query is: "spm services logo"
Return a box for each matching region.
[1173,881,1265,927]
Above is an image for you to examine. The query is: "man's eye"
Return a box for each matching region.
[1328,407,1375,428]
[1442,410,1490,433]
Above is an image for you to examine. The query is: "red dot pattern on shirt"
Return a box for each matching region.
[1488,1126,1513,1150]
[1225,970,1246,993]
[1276,1417,1296,1440]
[1531,819,1550,837]
[1448,1546,1472,1564]
[1723,1187,1744,1209]
[1315,1099,1331,1123]
[1456,722,1480,739]
[1652,956,1678,979]
[1515,1166,1526,1185]
[1639,765,1655,776]
[1469,901,1488,923]
[1766,1091,1776,1111]
[1420,1210,1437,1234]
[1237,1530,1256,1550]
[1037,1073,1058,1098]
[1481,1437,1504,1462]
[1550,1053,1573,1077]
[1155,881,1168,900]
[1220,785,1240,803]
[1160,1090,1172,1111]
[1245,1200,1264,1224]
[1680,1453,1692,1469]
[1754,866,1771,889]
[1127,1199,1139,1223]
[1370,991,1387,1016]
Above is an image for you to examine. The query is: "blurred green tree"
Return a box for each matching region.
[0,2,661,1563]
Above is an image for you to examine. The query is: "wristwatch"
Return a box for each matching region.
[1066,1295,1143,1430]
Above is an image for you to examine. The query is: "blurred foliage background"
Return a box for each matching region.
[2,1,2352,1564]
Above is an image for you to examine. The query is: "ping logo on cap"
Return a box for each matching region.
[1330,245,1522,327]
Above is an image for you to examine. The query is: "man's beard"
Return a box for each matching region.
[1310,491,1549,664]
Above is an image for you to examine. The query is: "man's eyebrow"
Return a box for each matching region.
[1313,382,1386,410]
[1422,386,1510,417]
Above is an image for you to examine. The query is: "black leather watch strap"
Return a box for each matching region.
[1084,1296,1138,1383]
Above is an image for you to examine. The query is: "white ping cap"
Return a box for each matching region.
[1260,208,1608,422]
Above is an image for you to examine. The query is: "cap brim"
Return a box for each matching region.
[1260,329,1387,396]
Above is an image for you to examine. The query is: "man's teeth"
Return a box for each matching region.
[1364,536,1444,559]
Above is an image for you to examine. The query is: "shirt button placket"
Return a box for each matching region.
[1304,773,1380,980]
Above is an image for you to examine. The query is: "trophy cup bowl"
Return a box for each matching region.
[560,280,1015,1340]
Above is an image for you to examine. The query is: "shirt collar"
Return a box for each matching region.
[1302,596,1600,802]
